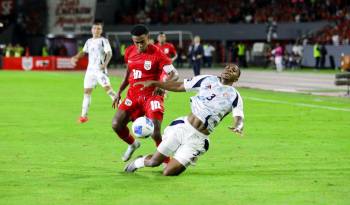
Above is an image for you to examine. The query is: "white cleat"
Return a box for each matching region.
[122,141,141,162]
[124,155,143,173]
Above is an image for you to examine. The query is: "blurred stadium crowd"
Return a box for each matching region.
[1,0,350,71]
[117,0,348,24]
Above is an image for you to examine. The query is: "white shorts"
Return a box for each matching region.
[157,116,210,167]
[84,70,111,89]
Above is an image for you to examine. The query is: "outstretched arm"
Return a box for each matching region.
[171,53,178,62]
[165,70,179,82]
[228,116,244,136]
[71,50,85,66]
[135,80,185,92]
[229,92,244,136]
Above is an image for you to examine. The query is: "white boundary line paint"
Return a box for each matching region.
[246,97,350,112]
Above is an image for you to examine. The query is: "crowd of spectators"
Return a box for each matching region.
[308,18,350,45]
[116,0,349,24]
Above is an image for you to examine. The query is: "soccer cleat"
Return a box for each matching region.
[78,116,88,123]
[124,155,143,173]
[122,140,141,162]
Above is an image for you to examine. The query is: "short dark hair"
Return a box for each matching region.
[130,24,149,36]
[93,19,104,26]
[159,31,164,35]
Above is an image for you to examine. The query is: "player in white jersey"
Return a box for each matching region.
[71,21,117,123]
[124,64,244,176]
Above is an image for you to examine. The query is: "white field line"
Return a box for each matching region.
[246,97,350,112]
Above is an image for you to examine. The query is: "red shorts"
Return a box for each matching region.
[118,93,164,121]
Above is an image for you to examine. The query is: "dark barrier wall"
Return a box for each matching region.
[105,22,329,41]
[286,45,350,68]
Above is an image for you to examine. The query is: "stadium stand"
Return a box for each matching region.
[1,0,350,69]
[115,0,349,24]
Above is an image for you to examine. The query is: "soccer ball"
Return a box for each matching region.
[132,116,154,138]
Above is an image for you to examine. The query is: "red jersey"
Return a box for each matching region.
[155,42,177,59]
[124,44,172,95]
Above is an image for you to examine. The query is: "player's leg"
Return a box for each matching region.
[103,85,117,100]
[145,96,164,146]
[79,73,96,123]
[124,118,184,173]
[126,155,186,176]
[147,96,165,145]
[97,71,117,100]
[124,151,166,172]
[145,96,171,164]
[162,158,186,176]
[126,155,187,177]
[151,119,162,146]
[112,99,141,161]
[80,88,93,123]
[165,120,210,176]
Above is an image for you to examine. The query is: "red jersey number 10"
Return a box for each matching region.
[133,69,142,79]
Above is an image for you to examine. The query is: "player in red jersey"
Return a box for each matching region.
[112,25,179,162]
[155,32,178,82]
[155,32,177,62]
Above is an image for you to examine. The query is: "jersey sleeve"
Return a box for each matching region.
[158,51,172,73]
[103,38,112,53]
[83,40,89,53]
[232,91,244,118]
[170,44,177,56]
[183,75,211,92]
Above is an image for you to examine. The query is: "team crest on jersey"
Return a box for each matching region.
[125,99,132,106]
[164,48,169,54]
[144,60,152,70]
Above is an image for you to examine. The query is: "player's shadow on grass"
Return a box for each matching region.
[118,170,182,178]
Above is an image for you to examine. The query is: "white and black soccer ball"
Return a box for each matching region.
[132,116,154,138]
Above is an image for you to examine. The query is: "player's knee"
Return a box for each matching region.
[111,119,122,132]
[145,158,162,167]
[84,89,92,94]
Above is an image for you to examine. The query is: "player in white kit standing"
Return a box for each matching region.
[71,20,117,123]
[125,64,244,176]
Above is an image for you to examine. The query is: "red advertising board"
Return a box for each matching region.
[2,56,88,71]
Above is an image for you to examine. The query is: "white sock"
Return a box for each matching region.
[134,156,146,168]
[81,94,91,117]
[106,88,117,101]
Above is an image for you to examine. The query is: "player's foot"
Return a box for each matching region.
[78,116,88,123]
[124,155,143,173]
[122,140,141,162]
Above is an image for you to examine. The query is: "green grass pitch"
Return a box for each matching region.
[0,71,349,205]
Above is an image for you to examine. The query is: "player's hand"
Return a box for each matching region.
[153,87,165,96]
[228,126,243,136]
[99,64,106,70]
[112,95,121,109]
[70,57,78,66]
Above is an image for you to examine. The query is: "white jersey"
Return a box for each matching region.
[83,37,112,73]
[184,75,244,133]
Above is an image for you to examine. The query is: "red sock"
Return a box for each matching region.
[154,140,170,163]
[163,157,170,164]
[116,127,135,145]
